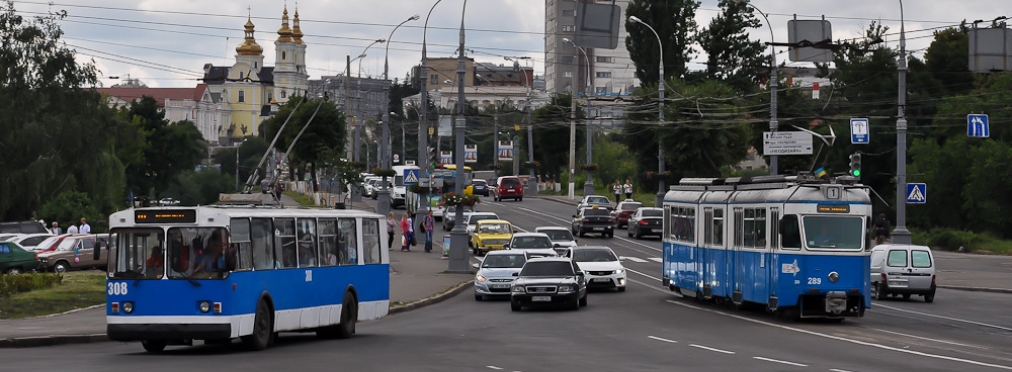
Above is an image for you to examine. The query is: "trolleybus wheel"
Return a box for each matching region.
[337,291,357,339]
[141,340,166,353]
[243,299,273,351]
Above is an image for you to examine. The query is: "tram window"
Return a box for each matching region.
[755,209,767,248]
[319,219,338,266]
[251,218,274,270]
[297,218,318,268]
[743,209,756,248]
[671,206,695,244]
[703,208,713,245]
[339,218,358,265]
[713,209,724,246]
[780,215,802,249]
[230,218,253,271]
[362,218,381,264]
[275,218,297,269]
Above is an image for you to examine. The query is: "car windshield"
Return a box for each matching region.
[642,209,663,217]
[57,238,78,251]
[482,254,526,268]
[803,216,864,250]
[574,249,618,262]
[474,180,487,186]
[621,202,643,210]
[510,236,553,249]
[582,209,610,216]
[588,196,610,204]
[469,215,497,226]
[540,229,574,241]
[479,224,510,234]
[109,228,166,279]
[520,261,574,277]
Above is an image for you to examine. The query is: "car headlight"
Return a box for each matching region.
[615,269,625,275]
[558,286,574,293]
[512,286,526,293]
[475,274,487,282]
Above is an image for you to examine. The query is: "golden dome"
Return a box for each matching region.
[276,6,293,42]
[236,17,263,56]
[292,8,304,44]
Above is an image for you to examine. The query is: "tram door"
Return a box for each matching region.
[767,208,780,307]
[731,208,744,304]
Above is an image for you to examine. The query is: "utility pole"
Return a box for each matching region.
[892,0,912,244]
[449,0,469,273]
[568,46,578,199]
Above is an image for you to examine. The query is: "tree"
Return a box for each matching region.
[626,0,700,84]
[124,97,206,199]
[924,27,974,97]
[38,191,103,233]
[696,0,766,92]
[263,96,347,183]
[213,136,268,191]
[530,94,585,182]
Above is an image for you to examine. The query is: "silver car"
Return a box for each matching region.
[534,226,578,255]
[473,250,528,301]
[442,206,475,231]
[504,233,558,258]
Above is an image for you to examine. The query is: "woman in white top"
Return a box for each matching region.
[623,179,633,200]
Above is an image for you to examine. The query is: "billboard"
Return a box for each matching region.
[464,144,478,163]
[439,151,453,164]
[497,140,514,162]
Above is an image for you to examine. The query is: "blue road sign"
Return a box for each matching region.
[403,169,420,185]
[850,118,870,144]
[906,183,927,204]
[967,114,990,138]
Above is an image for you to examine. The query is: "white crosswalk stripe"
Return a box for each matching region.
[648,257,663,263]
[620,256,648,263]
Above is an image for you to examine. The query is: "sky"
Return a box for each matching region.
[9,0,1008,89]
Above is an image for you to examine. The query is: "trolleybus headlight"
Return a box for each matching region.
[122,301,134,314]
[199,301,211,313]
[828,271,840,283]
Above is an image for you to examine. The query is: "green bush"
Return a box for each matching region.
[913,228,1012,254]
[0,273,63,297]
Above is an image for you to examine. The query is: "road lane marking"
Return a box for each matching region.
[753,356,807,367]
[829,369,856,372]
[872,328,987,349]
[626,268,661,281]
[648,335,677,343]
[486,367,503,370]
[648,257,663,262]
[873,303,1012,332]
[621,256,648,263]
[689,344,735,354]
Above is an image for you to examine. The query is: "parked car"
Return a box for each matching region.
[611,200,643,228]
[0,241,42,274]
[561,246,627,292]
[572,206,616,238]
[7,233,55,251]
[492,176,523,202]
[870,244,936,302]
[504,233,558,258]
[472,179,490,196]
[472,250,529,301]
[627,207,664,239]
[37,234,110,273]
[534,226,578,254]
[510,257,588,311]
[0,220,48,234]
[158,198,181,206]
[0,233,22,242]
[470,220,514,255]
[31,234,73,253]
[577,195,613,212]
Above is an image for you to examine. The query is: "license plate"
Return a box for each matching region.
[493,284,510,288]
[593,278,611,282]
[532,296,551,302]
[593,227,605,231]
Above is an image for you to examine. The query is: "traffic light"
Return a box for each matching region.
[427,145,438,169]
[848,152,862,177]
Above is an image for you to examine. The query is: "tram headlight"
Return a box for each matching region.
[122,301,134,314]
[828,271,840,283]
[199,301,211,313]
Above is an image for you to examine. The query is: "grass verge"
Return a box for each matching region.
[0,271,106,319]
[283,191,317,207]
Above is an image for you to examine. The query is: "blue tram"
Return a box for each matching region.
[661,175,872,318]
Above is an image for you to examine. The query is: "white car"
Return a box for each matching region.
[562,246,627,292]
[534,226,578,254]
[504,232,558,258]
[159,198,181,206]
[7,233,55,250]
[465,212,501,238]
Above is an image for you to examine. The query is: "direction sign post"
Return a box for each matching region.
[967,114,990,138]
[763,131,814,156]
[906,183,927,204]
[850,118,870,144]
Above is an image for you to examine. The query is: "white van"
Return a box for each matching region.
[870,244,936,302]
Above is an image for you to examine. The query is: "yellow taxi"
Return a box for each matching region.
[470,219,514,255]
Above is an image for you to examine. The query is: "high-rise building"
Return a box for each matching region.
[544,0,637,95]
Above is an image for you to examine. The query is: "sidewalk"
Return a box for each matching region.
[0,194,473,348]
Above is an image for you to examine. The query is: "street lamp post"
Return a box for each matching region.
[449,0,469,273]
[735,0,778,175]
[564,38,594,196]
[358,39,386,79]
[417,0,442,223]
[893,0,912,244]
[629,16,665,207]
[377,15,417,218]
[507,56,536,196]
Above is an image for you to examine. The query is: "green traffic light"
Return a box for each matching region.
[852,169,861,177]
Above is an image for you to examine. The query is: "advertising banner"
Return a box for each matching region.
[440,151,453,164]
[464,144,478,163]
[497,140,514,162]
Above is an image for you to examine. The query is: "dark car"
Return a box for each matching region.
[611,200,643,228]
[472,179,490,196]
[492,176,523,202]
[572,206,616,238]
[510,257,587,311]
[627,207,664,239]
[576,195,613,212]
[0,241,42,274]
[0,220,48,234]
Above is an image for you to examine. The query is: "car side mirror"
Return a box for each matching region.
[93,241,102,260]
[472,263,479,269]
[511,272,519,277]
[577,271,585,276]
[572,215,577,218]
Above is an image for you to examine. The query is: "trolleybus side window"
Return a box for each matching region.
[319,219,339,266]
[339,218,357,265]
[251,218,274,270]
[780,215,802,250]
[110,229,164,279]
[167,227,230,279]
[362,218,381,264]
[297,218,318,267]
[230,218,253,271]
[275,218,297,269]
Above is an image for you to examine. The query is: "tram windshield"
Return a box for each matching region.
[802,216,864,250]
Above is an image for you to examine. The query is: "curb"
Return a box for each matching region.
[938,285,1012,294]
[388,280,472,315]
[0,334,108,348]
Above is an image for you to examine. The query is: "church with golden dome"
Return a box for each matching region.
[201,5,310,142]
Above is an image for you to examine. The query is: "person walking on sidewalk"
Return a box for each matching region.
[624,179,634,200]
[612,179,622,204]
[423,209,436,253]
[399,213,412,252]
[386,212,396,250]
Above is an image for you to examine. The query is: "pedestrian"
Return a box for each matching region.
[423,209,435,253]
[624,179,633,200]
[386,212,396,250]
[79,217,91,234]
[612,179,622,204]
[399,213,411,252]
[49,221,62,235]
[874,213,891,245]
[274,182,283,202]
[67,223,79,234]
[407,213,416,247]
[261,178,269,194]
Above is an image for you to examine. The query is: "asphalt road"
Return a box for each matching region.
[2,197,1011,371]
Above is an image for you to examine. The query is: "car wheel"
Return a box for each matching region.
[634,229,642,239]
[579,293,588,307]
[54,261,70,274]
[511,301,522,312]
[475,294,483,301]
[141,340,167,353]
[902,294,911,300]
[874,283,888,301]
[571,297,581,311]
[925,289,935,303]
[518,197,523,202]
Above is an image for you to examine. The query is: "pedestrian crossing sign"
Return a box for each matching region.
[906,183,927,204]
[404,169,420,185]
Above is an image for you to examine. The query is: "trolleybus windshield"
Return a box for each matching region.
[802,216,864,250]
[109,228,165,279]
